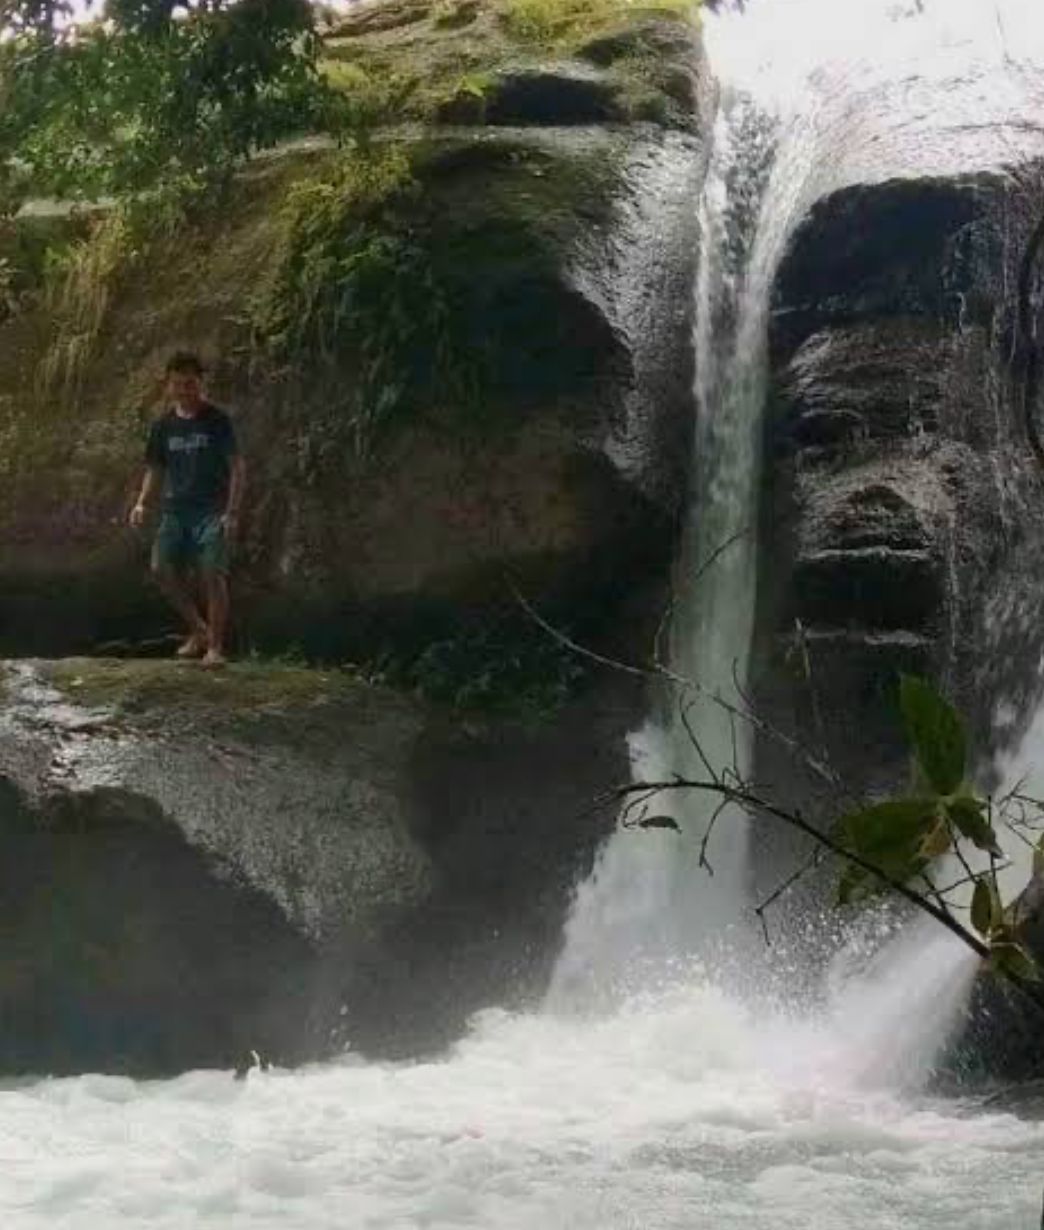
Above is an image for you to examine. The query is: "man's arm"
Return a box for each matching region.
[223,455,247,539]
[129,466,163,528]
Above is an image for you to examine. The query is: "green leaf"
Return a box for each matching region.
[971,878,993,937]
[946,796,1002,857]
[920,817,952,859]
[899,675,966,795]
[836,797,937,906]
[842,797,939,856]
[842,797,940,848]
[988,942,1042,984]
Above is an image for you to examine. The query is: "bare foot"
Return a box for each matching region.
[176,633,207,660]
[202,648,227,669]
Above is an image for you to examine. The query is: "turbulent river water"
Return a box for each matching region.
[5,1,1044,1226]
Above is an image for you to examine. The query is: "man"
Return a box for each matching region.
[129,352,245,667]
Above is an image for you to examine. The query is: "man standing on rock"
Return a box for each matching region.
[129,352,245,667]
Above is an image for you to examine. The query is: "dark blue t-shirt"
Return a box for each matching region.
[145,404,237,512]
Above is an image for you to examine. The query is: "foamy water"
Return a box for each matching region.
[2,986,1042,1230]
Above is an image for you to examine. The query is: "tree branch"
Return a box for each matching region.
[618,776,991,958]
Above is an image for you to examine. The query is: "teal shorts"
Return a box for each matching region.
[152,508,229,574]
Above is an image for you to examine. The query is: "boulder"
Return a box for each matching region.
[0,658,636,1073]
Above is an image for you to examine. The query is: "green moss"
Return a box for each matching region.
[249,134,622,459]
[499,0,698,50]
[320,2,505,127]
[43,658,365,716]
[319,0,699,129]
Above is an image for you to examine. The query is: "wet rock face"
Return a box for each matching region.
[0,784,317,1077]
[953,873,1044,1083]
[0,660,629,1074]
[756,170,1044,791]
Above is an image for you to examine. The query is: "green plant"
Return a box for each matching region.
[36,190,187,399]
[253,147,487,459]
[320,60,420,141]
[624,673,1044,996]
[377,617,587,720]
[455,70,494,100]
[38,211,135,398]
[832,675,1042,983]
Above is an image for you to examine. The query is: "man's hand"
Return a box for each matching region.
[129,501,147,529]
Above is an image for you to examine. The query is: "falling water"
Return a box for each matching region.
[548,87,815,1004]
[552,0,1044,1028]
[3,2,1044,1227]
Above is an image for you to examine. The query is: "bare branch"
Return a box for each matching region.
[754,848,823,945]
[510,578,842,793]
[614,776,996,962]
[652,529,749,671]
[678,697,720,784]
[699,796,734,876]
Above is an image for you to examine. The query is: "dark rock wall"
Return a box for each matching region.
[754,170,1044,813]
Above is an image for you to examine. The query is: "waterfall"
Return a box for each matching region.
[6,8,1044,1228]
[548,94,812,1007]
[551,0,1044,1050]
[548,2,862,1012]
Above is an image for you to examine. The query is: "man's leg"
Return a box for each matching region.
[152,515,208,654]
[197,513,232,666]
[201,569,230,664]
[153,566,209,651]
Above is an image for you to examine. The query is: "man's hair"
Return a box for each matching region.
[165,351,205,377]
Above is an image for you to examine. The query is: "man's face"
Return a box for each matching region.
[167,371,204,412]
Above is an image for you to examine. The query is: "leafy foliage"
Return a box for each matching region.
[251,147,483,457]
[837,797,937,905]
[836,673,1041,985]
[1,0,331,210]
[374,615,587,721]
[899,674,966,795]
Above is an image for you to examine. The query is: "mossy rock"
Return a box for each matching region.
[321,0,704,131]
[0,657,635,1070]
[40,657,366,720]
[0,0,709,664]
[0,123,702,661]
[437,62,626,126]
